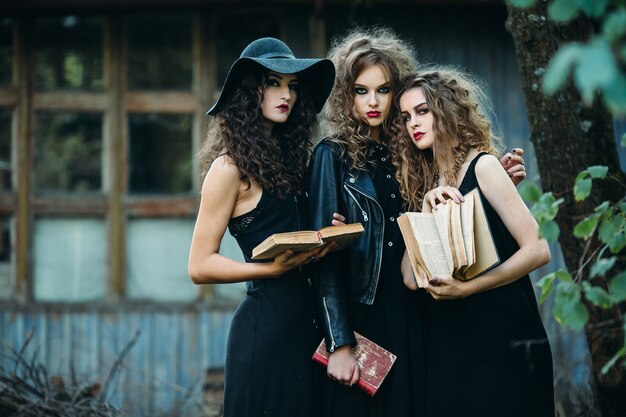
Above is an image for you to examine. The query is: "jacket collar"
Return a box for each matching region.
[346,170,379,202]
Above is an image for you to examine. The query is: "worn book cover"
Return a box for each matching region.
[312,332,397,396]
[398,187,499,282]
[251,223,364,260]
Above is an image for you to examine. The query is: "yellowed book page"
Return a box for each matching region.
[319,223,365,251]
[433,202,455,273]
[463,189,500,279]
[397,215,427,287]
[450,201,468,270]
[252,231,322,260]
[460,190,475,269]
[408,213,454,277]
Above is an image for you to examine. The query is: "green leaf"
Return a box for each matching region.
[587,165,608,179]
[506,0,536,7]
[594,201,611,215]
[622,132,626,147]
[548,0,582,22]
[543,43,583,94]
[590,257,617,278]
[603,7,626,42]
[574,39,618,105]
[580,0,609,18]
[554,282,589,330]
[584,284,614,309]
[540,220,560,243]
[608,230,626,254]
[520,182,542,204]
[574,177,592,201]
[609,271,626,302]
[603,72,626,116]
[536,273,556,303]
[555,270,573,283]
[574,216,598,239]
[618,202,626,213]
[601,346,626,375]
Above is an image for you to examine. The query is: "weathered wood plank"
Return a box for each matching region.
[126,92,198,113]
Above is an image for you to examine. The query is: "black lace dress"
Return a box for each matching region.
[425,153,554,417]
[223,191,321,417]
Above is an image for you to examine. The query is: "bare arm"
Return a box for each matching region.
[424,154,550,299]
[188,156,326,284]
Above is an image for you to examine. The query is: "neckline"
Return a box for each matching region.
[457,151,489,190]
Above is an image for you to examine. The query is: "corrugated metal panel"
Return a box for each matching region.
[0,306,234,415]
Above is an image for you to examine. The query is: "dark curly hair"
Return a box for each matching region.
[198,69,317,198]
[389,67,504,211]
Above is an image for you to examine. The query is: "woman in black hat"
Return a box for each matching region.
[188,37,335,417]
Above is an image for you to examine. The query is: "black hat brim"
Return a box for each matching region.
[207,57,335,116]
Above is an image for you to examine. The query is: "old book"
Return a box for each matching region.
[251,222,364,260]
[398,188,499,286]
[312,332,397,396]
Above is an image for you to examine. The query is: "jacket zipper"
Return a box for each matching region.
[343,184,369,221]
[344,182,385,304]
[322,297,337,352]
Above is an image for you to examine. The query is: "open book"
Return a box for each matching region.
[251,223,364,260]
[398,188,499,287]
[312,332,397,396]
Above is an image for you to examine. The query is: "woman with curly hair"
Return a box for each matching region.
[307,27,427,416]
[188,37,335,417]
[394,68,554,417]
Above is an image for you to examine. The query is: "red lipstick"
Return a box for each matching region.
[277,104,289,113]
[366,111,381,118]
[413,132,425,141]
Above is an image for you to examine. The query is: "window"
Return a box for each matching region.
[0,11,292,304]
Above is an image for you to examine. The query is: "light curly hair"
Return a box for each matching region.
[324,27,418,171]
[389,66,505,211]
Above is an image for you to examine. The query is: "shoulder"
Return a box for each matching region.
[474,153,503,176]
[203,154,241,190]
[314,137,344,155]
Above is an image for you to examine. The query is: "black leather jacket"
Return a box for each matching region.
[308,138,385,351]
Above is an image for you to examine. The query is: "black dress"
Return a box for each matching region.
[321,144,428,417]
[426,153,554,417]
[223,191,320,417]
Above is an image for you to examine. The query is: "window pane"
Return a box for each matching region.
[33,16,103,90]
[126,218,198,301]
[0,217,13,299]
[127,14,192,90]
[128,113,191,194]
[0,18,11,87]
[215,15,280,91]
[0,109,11,191]
[34,218,106,302]
[35,111,102,193]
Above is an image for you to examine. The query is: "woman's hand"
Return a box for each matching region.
[401,251,418,291]
[500,148,526,186]
[422,272,473,300]
[270,242,336,277]
[332,212,346,226]
[327,345,360,386]
[422,186,464,213]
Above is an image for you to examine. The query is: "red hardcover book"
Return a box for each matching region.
[311,332,397,396]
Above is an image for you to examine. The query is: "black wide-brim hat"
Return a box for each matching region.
[207,37,335,115]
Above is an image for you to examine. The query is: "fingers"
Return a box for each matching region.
[511,147,524,156]
[349,364,360,386]
[427,186,464,208]
[317,241,337,258]
[332,213,346,226]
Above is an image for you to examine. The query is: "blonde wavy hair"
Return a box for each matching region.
[389,67,505,211]
[324,27,418,171]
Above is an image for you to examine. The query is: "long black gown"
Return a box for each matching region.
[223,191,321,417]
[321,144,428,417]
[426,153,554,417]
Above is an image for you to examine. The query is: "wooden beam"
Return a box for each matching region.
[126,92,198,113]
[0,89,17,107]
[124,196,198,217]
[33,92,107,111]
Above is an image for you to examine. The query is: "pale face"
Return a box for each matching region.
[352,64,392,139]
[399,87,435,150]
[260,72,299,128]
